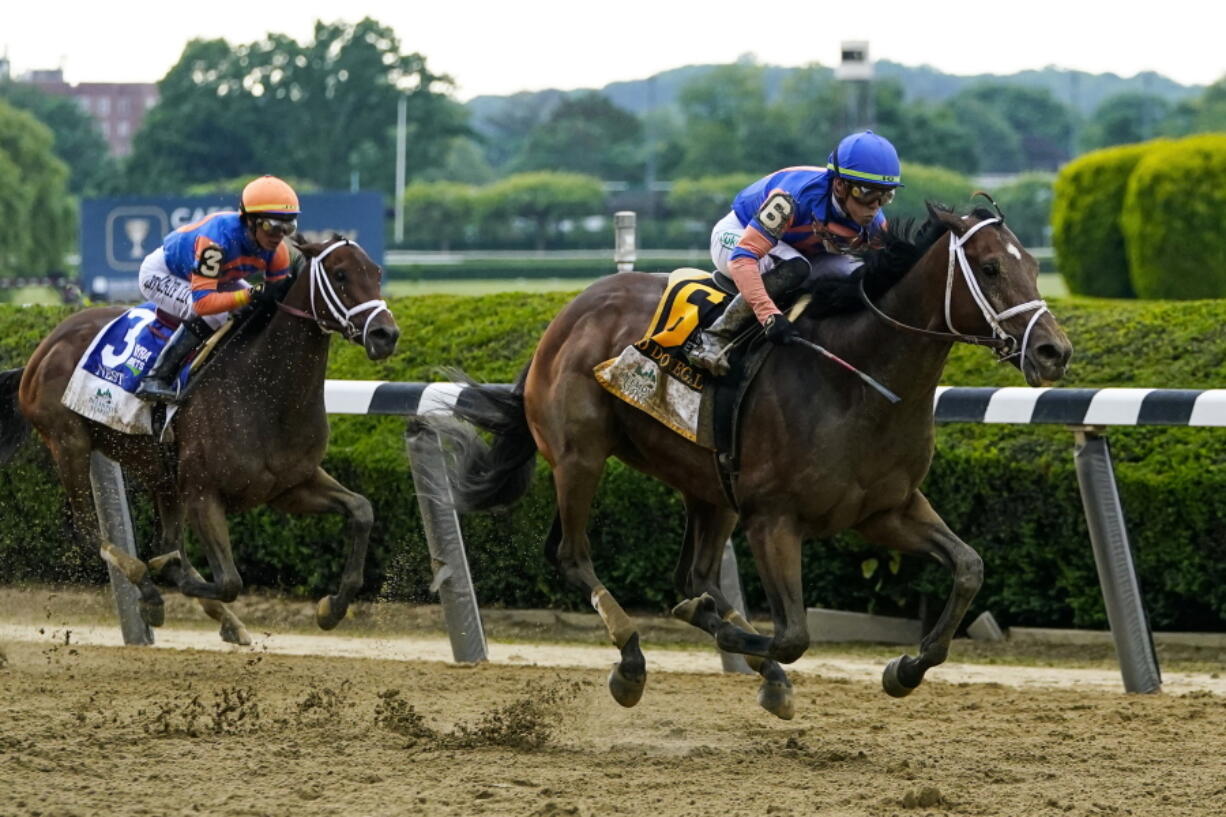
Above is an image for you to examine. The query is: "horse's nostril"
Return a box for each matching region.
[1035,342,1071,369]
[368,326,399,346]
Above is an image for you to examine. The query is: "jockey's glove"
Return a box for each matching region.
[763,314,798,345]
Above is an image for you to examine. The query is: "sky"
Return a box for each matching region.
[4,1,1223,99]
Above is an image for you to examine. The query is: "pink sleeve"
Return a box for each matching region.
[728,257,782,325]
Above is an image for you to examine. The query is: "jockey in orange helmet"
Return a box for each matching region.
[135,175,300,403]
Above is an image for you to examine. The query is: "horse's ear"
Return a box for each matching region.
[926,200,966,237]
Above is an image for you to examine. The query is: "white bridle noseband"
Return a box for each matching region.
[307,239,391,345]
[942,217,1049,365]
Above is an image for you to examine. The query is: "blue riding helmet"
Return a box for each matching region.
[826,130,904,188]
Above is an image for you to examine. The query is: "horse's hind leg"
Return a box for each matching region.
[670,497,794,720]
[546,450,647,707]
[268,467,373,631]
[43,433,166,627]
[856,490,983,697]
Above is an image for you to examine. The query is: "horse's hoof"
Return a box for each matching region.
[757,679,795,720]
[147,551,181,575]
[139,597,165,628]
[316,595,345,630]
[882,656,920,698]
[608,662,646,708]
[671,597,701,623]
[220,621,253,646]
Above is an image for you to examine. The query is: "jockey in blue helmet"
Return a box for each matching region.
[690,130,904,375]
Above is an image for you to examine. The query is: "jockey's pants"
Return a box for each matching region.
[138,248,243,331]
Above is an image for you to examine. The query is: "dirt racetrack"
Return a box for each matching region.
[2,589,1225,817]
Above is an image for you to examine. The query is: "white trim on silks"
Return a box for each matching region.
[324,379,386,414]
[417,382,465,416]
[1082,388,1155,426]
[982,387,1051,423]
[1190,390,1226,427]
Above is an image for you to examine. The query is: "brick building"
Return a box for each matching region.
[21,69,158,157]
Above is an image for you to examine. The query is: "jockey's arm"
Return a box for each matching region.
[728,190,798,325]
[188,241,252,316]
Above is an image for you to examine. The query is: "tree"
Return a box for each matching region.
[1161,75,1226,136]
[401,181,477,251]
[0,100,74,277]
[664,174,757,222]
[477,172,605,251]
[126,18,470,194]
[0,80,119,196]
[945,96,1025,172]
[1082,92,1172,150]
[951,84,1074,170]
[989,173,1055,247]
[672,63,774,177]
[511,93,643,181]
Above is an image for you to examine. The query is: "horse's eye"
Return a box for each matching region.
[334,268,347,283]
[982,260,1000,277]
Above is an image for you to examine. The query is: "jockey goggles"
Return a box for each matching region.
[254,216,298,237]
[846,184,896,206]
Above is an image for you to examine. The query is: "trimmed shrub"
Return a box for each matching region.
[1122,133,1226,299]
[2,294,1225,629]
[1051,142,1157,297]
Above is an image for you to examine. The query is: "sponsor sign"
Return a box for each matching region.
[81,193,386,301]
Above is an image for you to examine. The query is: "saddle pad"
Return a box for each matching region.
[593,269,731,447]
[61,303,186,435]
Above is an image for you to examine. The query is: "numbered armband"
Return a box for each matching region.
[195,245,224,278]
[754,191,796,239]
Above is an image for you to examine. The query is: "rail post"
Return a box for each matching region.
[405,418,488,663]
[1071,427,1162,693]
[89,451,153,646]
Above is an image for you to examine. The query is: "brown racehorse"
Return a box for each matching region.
[436,204,1072,719]
[0,237,399,644]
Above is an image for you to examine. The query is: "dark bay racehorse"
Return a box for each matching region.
[0,237,399,644]
[437,204,1072,719]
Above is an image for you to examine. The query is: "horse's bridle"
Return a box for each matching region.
[858,217,1050,365]
[277,238,391,345]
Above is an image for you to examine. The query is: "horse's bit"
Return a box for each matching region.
[279,238,391,345]
[860,217,1049,367]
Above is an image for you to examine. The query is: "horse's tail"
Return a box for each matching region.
[432,364,538,512]
[0,367,30,465]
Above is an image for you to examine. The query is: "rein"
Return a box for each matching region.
[276,238,391,345]
[858,217,1049,364]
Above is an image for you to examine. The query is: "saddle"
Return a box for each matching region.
[594,269,810,507]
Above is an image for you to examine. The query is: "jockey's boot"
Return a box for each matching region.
[134,318,211,404]
[686,294,755,376]
[688,257,813,376]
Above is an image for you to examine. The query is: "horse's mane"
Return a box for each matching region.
[805,202,997,319]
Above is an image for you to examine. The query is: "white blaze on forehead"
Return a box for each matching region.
[1006,243,1022,260]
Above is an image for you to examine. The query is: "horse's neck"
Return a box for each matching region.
[843,256,954,406]
[239,310,332,410]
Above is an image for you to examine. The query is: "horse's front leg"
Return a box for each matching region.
[149,489,251,646]
[687,509,808,664]
[268,467,373,630]
[669,497,794,719]
[856,490,983,697]
[170,493,244,603]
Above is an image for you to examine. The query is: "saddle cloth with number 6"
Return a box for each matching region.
[593,269,732,447]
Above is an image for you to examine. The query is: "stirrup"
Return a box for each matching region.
[135,378,183,404]
[689,334,733,376]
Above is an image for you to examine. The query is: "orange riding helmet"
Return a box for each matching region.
[240,175,300,218]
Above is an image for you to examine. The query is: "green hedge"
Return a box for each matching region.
[2,294,1225,630]
[1122,134,1226,299]
[1051,142,1157,297]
